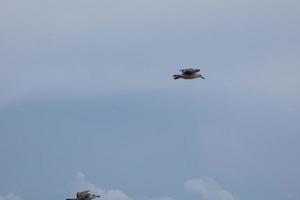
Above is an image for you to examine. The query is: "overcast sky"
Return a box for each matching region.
[1,1,300,200]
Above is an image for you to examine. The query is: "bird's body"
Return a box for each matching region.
[66,190,100,200]
[173,68,205,80]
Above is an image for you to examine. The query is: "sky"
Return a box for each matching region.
[0,0,300,200]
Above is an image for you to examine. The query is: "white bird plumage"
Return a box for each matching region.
[173,68,205,80]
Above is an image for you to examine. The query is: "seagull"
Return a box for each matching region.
[66,190,101,200]
[173,68,205,80]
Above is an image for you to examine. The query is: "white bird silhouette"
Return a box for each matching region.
[173,68,205,80]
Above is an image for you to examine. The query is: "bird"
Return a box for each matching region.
[66,190,101,200]
[173,68,205,80]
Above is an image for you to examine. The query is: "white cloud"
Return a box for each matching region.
[71,172,176,200]
[0,193,22,200]
[0,176,236,200]
[71,172,131,200]
[72,173,235,200]
[184,178,237,200]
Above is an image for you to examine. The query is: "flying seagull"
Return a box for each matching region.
[173,68,205,80]
[66,190,100,200]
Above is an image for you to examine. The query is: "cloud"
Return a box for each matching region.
[184,178,237,200]
[71,172,176,200]
[0,175,236,200]
[0,193,22,200]
[72,173,236,200]
[71,172,131,200]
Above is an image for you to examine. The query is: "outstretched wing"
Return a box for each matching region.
[77,190,91,198]
[180,68,200,75]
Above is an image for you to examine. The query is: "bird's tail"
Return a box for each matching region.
[173,75,181,80]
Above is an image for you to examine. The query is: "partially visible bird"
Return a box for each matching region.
[66,190,100,200]
[173,68,205,80]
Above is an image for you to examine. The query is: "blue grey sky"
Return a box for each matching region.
[1,1,300,200]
